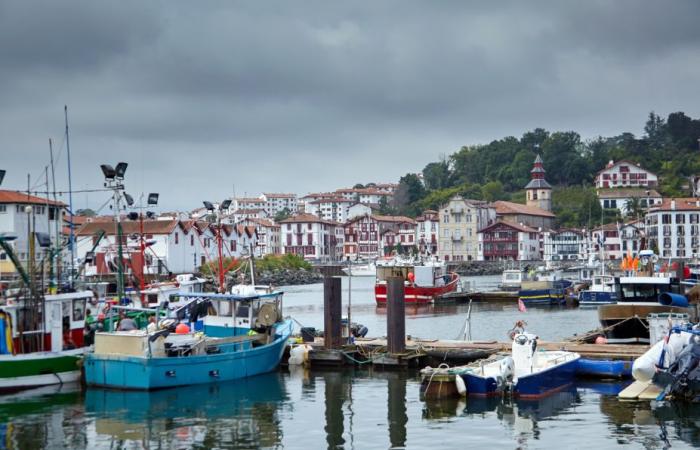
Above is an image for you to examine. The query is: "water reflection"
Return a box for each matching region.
[8,372,700,448]
[85,372,287,449]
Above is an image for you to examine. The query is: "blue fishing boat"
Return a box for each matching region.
[518,281,567,306]
[84,291,292,390]
[460,332,579,398]
[578,275,617,306]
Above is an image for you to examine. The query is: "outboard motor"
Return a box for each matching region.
[654,342,700,402]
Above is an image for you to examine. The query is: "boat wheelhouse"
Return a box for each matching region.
[0,290,95,391]
[374,258,459,305]
[578,275,617,306]
[598,276,696,344]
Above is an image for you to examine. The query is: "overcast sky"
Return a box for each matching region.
[2,1,700,212]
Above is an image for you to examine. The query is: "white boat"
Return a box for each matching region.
[499,269,530,291]
[459,331,580,398]
[342,262,376,277]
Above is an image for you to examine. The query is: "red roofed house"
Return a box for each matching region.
[0,190,65,273]
[280,214,338,261]
[477,221,540,261]
[595,160,658,189]
[646,198,700,259]
[343,214,416,260]
[75,219,258,277]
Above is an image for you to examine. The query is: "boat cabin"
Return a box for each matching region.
[615,276,680,302]
[169,291,283,338]
[590,275,616,292]
[501,269,529,289]
[376,263,448,287]
[0,291,95,354]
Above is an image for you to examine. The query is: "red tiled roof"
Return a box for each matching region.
[651,198,700,212]
[494,201,555,218]
[263,193,296,198]
[0,190,65,206]
[479,220,538,234]
[596,188,661,199]
[372,215,416,224]
[279,213,337,225]
[75,219,180,236]
[595,160,657,176]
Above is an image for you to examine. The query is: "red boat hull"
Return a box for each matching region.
[375,273,459,305]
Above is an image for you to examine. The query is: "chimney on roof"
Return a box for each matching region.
[671,199,676,210]
[607,160,614,168]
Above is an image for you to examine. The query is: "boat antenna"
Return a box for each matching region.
[65,105,76,288]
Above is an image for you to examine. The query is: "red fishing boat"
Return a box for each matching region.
[374,257,460,305]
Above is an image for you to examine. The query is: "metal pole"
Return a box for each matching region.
[217,213,224,292]
[65,105,75,288]
[140,205,146,303]
[347,259,352,344]
[115,189,125,302]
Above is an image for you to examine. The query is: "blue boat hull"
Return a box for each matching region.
[518,288,566,305]
[460,356,579,399]
[578,291,617,305]
[84,321,292,390]
[576,358,632,378]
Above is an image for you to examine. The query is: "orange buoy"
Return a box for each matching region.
[407,272,415,283]
[594,336,608,345]
[175,323,190,334]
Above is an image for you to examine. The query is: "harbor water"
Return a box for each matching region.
[2,276,700,449]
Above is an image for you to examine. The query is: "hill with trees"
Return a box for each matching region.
[389,111,700,228]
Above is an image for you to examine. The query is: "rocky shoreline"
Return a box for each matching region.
[256,268,324,286]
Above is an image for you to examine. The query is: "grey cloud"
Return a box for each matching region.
[1,1,700,211]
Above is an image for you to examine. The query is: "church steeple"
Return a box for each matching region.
[525,154,552,211]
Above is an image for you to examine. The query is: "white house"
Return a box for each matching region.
[645,198,700,259]
[226,208,269,223]
[75,219,258,277]
[415,210,439,256]
[542,229,587,262]
[0,190,65,274]
[347,203,374,220]
[477,221,540,261]
[334,188,392,205]
[305,196,355,223]
[597,188,663,217]
[280,213,338,261]
[238,218,280,256]
[594,160,658,189]
[343,214,416,260]
[619,220,645,256]
[261,193,298,216]
[591,223,622,260]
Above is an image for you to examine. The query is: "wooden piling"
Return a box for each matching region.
[387,277,406,354]
[324,276,342,349]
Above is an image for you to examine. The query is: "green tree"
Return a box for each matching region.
[391,173,426,216]
[422,160,451,191]
[274,208,293,223]
[481,181,507,201]
[353,183,365,189]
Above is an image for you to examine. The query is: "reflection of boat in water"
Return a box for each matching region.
[85,372,286,446]
[0,382,81,421]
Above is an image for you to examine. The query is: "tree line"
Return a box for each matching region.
[386,111,700,228]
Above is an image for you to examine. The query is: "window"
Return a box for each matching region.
[174,233,179,244]
[662,214,672,225]
[0,205,5,213]
[677,214,686,224]
[307,233,313,245]
[191,235,194,246]
[443,215,449,223]
[231,240,236,252]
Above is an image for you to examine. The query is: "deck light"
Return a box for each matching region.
[100,165,116,180]
[0,170,5,186]
[203,201,215,211]
[115,162,128,179]
[220,199,232,211]
[147,193,159,206]
[124,193,134,207]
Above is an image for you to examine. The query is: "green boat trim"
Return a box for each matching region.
[0,352,81,379]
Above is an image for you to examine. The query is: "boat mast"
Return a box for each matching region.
[217,214,224,293]
[49,139,61,289]
[65,106,75,288]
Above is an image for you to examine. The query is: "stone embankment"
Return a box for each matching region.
[256,268,323,286]
[449,260,581,276]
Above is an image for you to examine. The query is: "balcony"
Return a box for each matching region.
[451,235,463,241]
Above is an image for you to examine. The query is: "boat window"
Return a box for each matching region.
[72,299,86,321]
[505,273,520,281]
[219,300,232,317]
[235,302,250,319]
[147,294,158,305]
[620,284,669,301]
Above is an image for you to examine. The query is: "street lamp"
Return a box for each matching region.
[101,162,129,302]
[126,191,159,302]
[204,199,228,293]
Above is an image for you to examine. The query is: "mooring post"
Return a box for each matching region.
[324,276,342,349]
[387,276,406,354]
